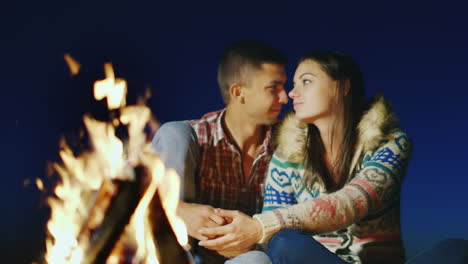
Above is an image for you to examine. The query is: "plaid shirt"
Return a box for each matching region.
[188,109,274,216]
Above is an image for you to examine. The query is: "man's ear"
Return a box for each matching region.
[229,83,245,104]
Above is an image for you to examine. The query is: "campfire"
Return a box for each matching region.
[38,56,194,264]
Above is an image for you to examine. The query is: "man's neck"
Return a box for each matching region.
[224,105,266,154]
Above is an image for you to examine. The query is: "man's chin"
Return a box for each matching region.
[263,116,279,125]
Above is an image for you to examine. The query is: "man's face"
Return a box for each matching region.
[242,63,288,125]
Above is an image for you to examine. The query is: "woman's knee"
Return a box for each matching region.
[225,251,271,264]
[266,229,308,263]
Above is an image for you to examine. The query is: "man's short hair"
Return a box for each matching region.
[217,40,288,104]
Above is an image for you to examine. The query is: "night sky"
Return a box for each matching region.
[2,1,468,263]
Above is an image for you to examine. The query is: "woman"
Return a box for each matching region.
[198,50,412,264]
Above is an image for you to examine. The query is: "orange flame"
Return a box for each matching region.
[44,61,189,264]
[64,54,81,76]
[93,63,127,109]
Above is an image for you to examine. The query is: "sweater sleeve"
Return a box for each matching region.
[254,130,412,243]
[262,153,299,212]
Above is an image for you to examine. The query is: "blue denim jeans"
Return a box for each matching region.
[266,229,348,264]
[266,229,468,264]
[151,121,199,202]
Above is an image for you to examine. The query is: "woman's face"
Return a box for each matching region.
[289,59,338,124]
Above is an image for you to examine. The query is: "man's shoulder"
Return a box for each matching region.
[187,109,224,141]
[188,109,223,127]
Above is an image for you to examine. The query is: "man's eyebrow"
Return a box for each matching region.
[266,80,285,85]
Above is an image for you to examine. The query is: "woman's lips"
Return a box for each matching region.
[293,102,303,107]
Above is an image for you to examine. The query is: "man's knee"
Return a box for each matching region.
[152,121,198,162]
[152,121,196,150]
[151,121,199,201]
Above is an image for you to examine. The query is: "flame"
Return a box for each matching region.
[120,105,151,165]
[133,151,165,263]
[44,61,189,264]
[64,53,81,76]
[159,169,189,247]
[93,63,127,109]
[36,178,44,191]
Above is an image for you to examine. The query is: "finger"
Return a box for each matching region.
[198,224,231,237]
[214,208,240,218]
[199,222,218,239]
[198,235,231,251]
[190,232,209,241]
[209,213,226,226]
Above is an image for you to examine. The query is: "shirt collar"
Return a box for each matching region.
[214,109,273,154]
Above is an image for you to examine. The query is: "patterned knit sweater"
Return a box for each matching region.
[253,96,412,264]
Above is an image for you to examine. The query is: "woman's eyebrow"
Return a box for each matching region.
[299,72,316,78]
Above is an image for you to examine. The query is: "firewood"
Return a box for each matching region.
[149,189,194,264]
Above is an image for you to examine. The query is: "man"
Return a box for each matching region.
[152,40,288,263]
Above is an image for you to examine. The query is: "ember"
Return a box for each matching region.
[41,55,193,264]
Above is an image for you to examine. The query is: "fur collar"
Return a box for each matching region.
[275,95,399,165]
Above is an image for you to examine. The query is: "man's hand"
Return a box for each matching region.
[177,201,227,241]
[197,209,263,251]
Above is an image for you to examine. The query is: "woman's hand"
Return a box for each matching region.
[197,209,263,251]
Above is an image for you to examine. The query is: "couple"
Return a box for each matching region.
[152,40,410,264]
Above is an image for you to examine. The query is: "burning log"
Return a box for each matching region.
[149,189,194,264]
[78,176,143,264]
[69,165,193,264]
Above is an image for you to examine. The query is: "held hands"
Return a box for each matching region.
[197,209,263,251]
[177,201,227,241]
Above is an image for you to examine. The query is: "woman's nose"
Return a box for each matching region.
[288,87,298,98]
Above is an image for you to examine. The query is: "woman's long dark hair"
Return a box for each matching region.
[300,51,365,192]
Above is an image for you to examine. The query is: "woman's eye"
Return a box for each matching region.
[303,79,312,85]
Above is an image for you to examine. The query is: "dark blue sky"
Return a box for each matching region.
[2,1,467,263]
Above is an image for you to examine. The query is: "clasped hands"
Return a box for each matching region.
[177,202,263,252]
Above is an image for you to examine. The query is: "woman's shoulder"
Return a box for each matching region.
[273,112,308,164]
[359,128,412,178]
[376,128,412,154]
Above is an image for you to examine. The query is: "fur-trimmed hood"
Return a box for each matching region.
[275,95,399,172]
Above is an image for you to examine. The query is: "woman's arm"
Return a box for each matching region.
[254,131,412,243]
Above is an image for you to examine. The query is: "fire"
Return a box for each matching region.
[43,62,190,264]
[64,53,81,76]
[94,63,127,110]
[159,169,189,247]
